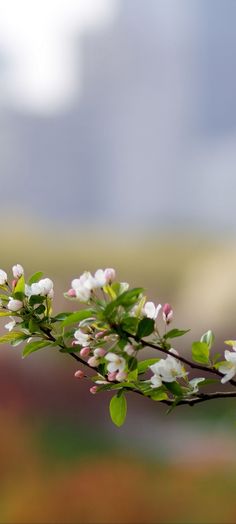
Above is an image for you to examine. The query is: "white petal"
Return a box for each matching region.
[221,367,236,383]
[144,302,156,319]
[105,352,118,363]
[107,362,118,373]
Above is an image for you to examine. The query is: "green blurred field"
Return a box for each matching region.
[0,412,236,523]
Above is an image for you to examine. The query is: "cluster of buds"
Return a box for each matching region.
[0,264,54,315]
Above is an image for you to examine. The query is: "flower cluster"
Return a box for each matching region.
[0,264,235,427]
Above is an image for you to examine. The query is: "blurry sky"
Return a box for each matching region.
[0,0,236,232]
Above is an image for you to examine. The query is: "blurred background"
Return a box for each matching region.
[1,0,236,522]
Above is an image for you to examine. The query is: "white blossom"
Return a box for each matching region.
[27,278,54,298]
[189,377,205,393]
[7,299,23,312]
[12,264,24,279]
[0,270,7,285]
[144,301,162,320]
[4,318,16,331]
[218,348,236,383]
[105,352,126,373]
[94,269,107,287]
[74,329,90,347]
[149,351,186,387]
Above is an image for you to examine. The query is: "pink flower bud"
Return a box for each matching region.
[80,347,90,358]
[74,370,84,379]
[124,343,135,356]
[95,330,109,339]
[88,356,99,368]
[94,348,106,358]
[90,386,98,394]
[116,371,127,382]
[107,372,117,382]
[67,288,76,297]
[12,279,18,289]
[163,303,173,324]
[104,268,116,284]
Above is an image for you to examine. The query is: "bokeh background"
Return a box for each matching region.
[1,1,236,522]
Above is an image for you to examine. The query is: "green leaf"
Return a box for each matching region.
[109,393,127,427]
[137,318,155,338]
[117,288,143,307]
[14,275,25,294]
[192,341,210,364]
[121,316,139,335]
[0,332,27,344]
[34,304,46,315]
[61,309,95,327]
[164,328,190,339]
[13,292,25,301]
[105,288,143,318]
[128,356,138,371]
[29,295,45,306]
[164,381,183,397]
[201,330,215,349]
[137,358,160,374]
[28,271,43,285]
[150,389,168,401]
[52,312,71,322]
[127,368,138,381]
[22,340,51,358]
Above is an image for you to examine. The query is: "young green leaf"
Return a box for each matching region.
[0,332,27,344]
[164,381,183,397]
[164,328,190,339]
[137,358,160,374]
[150,389,168,401]
[137,318,155,338]
[14,275,25,294]
[109,393,127,427]
[22,340,51,358]
[28,271,44,285]
[192,341,210,364]
[61,309,95,327]
[105,288,143,318]
[121,316,139,335]
[200,330,215,349]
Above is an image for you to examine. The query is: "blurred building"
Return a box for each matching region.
[0,0,236,233]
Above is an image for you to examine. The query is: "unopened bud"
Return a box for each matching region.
[0,270,7,286]
[90,386,98,394]
[12,264,24,280]
[107,372,117,382]
[12,279,18,289]
[163,303,173,324]
[88,356,99,367]
[7,299,23,312]
[94,348,106,358]
[67,288,76,297]
[74,370,84,379]
[124,343,135,356]
[104,268,116,284]
[80,346,90,358]
[95,330,109,339]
